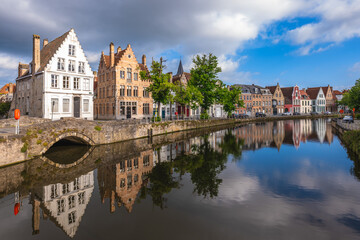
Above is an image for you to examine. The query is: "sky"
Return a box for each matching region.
[0,0,360,90]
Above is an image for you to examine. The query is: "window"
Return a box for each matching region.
[120,85,125,96]
[50,184,59,199]
[132,102,137,115]
[127,68,132,80]
[143,155,150,166]
[127,174,132,188]
[83,78,90,91]
[51,98,59,113]
[78,62,85,73]
[63,76,70,89]
[127,86,132,96]
[133,86,138,97]
[63,99,70,112]
[51,74,59,88]
[120,70,125,79]
[68,195,75,209]
[57,58,65,70]
[127,159,132,171]
[83,99,89,112]
[134,158,139,169]
[68,211,76,224]
[143,88,149,98]
[68,60,75,72]
[69,44,76,56]
[57,199,65,215]
[63,183,70,194]
[74,178,80,191]
[143,103,149,115]
[78,192,85,205]
[74,77,80,90]
[120,178,125,188]
[134,174,139,184]
[120,160,125,172]
[134,72,138,80]
[120,102,125,115]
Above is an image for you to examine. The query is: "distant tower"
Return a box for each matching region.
[176,59,184,76]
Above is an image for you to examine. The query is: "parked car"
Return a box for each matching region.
[255,112,266,118]
[343,116,354,123]
[239,113,250,119]
[324,111,332,115]
[293,112,301,115]
[282,112,292,116]
[310,112,319,116]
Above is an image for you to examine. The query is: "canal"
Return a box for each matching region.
[0,119,359,239]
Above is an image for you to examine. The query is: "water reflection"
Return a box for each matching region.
[0,119,354,239]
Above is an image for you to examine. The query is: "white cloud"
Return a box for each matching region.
[350,62,360,72]
[0,53,22,70]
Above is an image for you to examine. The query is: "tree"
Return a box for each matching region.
[140,58,173,120]
[340,79,360,111]
[217,85,244,117]
[0,102,11,118]
[188,53,222,119]
[172,82,203,119]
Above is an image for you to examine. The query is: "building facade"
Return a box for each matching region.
[95,43,153,120]
[281,86,301,113]
[307,87,326,113]
[10,29,94,120]
[0,83,16,103]
[266,83,285,115]
[300,90,312,114]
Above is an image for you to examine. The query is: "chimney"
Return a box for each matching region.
[43,38,48,48]
[110,42,114,67]
[117,46,121,54]
[142,54,146,66]
[32,34,40,75]
[18,63,29,77]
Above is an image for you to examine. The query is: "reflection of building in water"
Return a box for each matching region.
[234,119,332,151]
[98,150,154,213]
[32,171,94,238]
[233,122,274,150]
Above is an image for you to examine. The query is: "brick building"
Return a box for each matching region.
[94,43,153,120]
[265,83,285,115]
[281,86,301,113]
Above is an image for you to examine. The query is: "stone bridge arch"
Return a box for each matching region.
[40,132,95,155]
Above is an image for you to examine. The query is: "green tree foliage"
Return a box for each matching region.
[217,85,244,117]
[0,102,11,117]
[340,79,360,111]
[172,82,203,118]
[189,53,222,118]
[140,59,173,119]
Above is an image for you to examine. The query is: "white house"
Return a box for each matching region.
[11,29,94,120]
[307,87,326,113]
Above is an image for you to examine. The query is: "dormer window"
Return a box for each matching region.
[69,45,76,56]
[57,58,65,70]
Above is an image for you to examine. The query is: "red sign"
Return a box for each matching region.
[353,108,355,112]
[340,109,344,114]
[175,112,178,115]
[14,109,20,120]
[14,203,20,216]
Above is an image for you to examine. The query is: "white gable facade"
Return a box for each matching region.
[43,29,94,120]
[312,88,326,113]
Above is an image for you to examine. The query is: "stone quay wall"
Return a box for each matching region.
[0,114,340,167]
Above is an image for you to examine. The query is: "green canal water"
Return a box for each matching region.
[0,119,359,240]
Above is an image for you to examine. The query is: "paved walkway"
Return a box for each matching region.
[336,119,360,131]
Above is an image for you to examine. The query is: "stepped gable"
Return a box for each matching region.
[38,30,71,72]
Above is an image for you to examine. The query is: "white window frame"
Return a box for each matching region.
[51,74,59,88]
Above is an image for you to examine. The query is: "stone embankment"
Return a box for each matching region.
[0,114,339,167]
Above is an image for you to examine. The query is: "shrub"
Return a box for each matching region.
[356,113,360,120]
[343,130,360,156]
[200,112,209,120]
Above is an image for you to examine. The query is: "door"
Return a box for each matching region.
[74,97,80,118]
[126,106,131,119]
